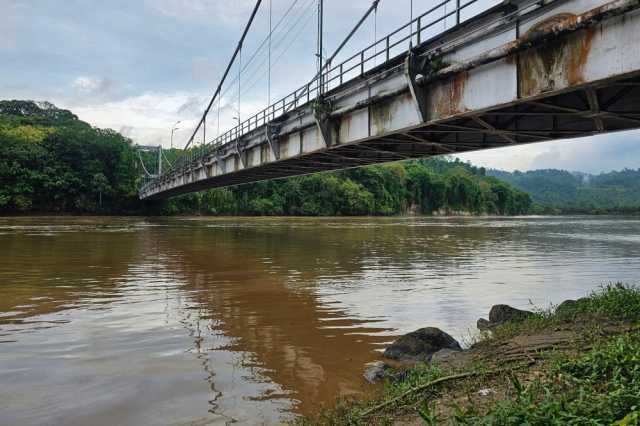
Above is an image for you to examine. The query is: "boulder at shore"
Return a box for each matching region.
[477,304,535,330]
[363,361,389,383]
[383,327,461,362]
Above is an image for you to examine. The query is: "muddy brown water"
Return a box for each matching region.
[1,216,639,425]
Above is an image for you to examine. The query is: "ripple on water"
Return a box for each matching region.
[0,216,639,425]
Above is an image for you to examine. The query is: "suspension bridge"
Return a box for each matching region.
[139,0,640,200]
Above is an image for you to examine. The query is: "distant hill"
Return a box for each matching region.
[489,168,640,214]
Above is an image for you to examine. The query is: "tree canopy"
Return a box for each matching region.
[162,158,532,216]
[0,100,140,213]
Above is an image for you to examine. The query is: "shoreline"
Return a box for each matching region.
[299,283,640,425]
[1,212,639,219]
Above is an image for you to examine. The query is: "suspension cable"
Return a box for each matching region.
[238,0,317,99]
[181,0,262,154]
[282,0,381,112]
[217,96,221,138]
[317,0,323,96]
[219,0,315,103]
[238,47,242,123]
[213,0,316,130]
[268,0,272,105]
[374,3,378,66]
[137,150,155,178]
[161,148,173,168]
[217,0,306,105]
[233,0,301,82]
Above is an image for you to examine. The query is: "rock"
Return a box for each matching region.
[430,348,461,363]
[488,304,534,325]
[477,318,491,331]
[477,304,535,330]
[556,299,577,313]
[383,327,462,362]
[557,297,589,314]
[477,388,495,397]
[363,361,389,383]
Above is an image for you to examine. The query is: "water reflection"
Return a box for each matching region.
[0,216,639,425]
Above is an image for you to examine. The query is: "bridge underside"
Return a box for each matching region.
[142,0,640,200]
[161,72,640,197]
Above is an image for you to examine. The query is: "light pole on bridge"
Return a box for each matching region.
[170,121,181,149]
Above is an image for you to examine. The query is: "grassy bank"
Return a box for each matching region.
[298,284,640,425]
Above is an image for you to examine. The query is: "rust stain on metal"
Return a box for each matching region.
[428,71,469,120]
[451,72,467,112]
[420,0,634,90]
[518,13,595,97]
[567,27,595,85]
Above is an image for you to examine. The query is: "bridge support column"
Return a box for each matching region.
[313,97,334,147]
[405,51,434,122]
[265,123,281,160]
[216,151,226,175]
[235,138,246,169]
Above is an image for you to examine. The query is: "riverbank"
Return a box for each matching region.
[299,283,640,425]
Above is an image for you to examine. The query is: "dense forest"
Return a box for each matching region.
[0,100,533,216]
[491,169,640,214]
[165,159,532,216]
[0,100,141,213]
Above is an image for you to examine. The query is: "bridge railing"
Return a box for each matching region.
[142,0,492,194]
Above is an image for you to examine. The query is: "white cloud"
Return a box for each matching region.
[68,91,268,149]
[458,131,640,173]
[71,76,113,94]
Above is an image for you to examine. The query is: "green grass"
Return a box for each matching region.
[483,283,640,341]
[554,283,640,322]
[453,332,640,425]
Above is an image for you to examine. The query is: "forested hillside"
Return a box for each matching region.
[490,169,640,214]
[166,159,532,216]
[0,100,533,216]
[0,100,141,213]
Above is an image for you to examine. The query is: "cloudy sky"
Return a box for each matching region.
[2,0,639,173]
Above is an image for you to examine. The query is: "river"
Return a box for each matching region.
[1,216,639,425]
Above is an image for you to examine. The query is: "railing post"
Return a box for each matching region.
[340,63,343,85]
[417,16,421,45]
[456,0,461,25]
[386,36,390,62]
[360,51,365,75]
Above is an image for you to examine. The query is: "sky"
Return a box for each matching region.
[2,0,639,173]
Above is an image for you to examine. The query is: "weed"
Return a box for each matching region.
[418,401,439,425]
